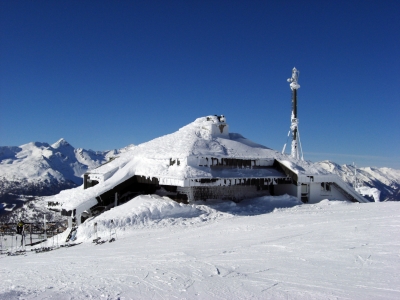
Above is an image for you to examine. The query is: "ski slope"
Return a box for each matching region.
[1,195,399,299]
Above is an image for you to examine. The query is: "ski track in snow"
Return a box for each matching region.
[1,197,400,299]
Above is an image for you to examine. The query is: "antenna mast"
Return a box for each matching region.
[282,67,304,160]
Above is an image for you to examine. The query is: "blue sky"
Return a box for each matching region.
[1,0,399,168]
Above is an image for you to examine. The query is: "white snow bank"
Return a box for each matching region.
[73,194,302,242]
[313,199,353,206]
[75,195,204,241]
[356,186,381,202]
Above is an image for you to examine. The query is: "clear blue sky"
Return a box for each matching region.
[1,0,399,168]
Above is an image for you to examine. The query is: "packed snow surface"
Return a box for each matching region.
[1,195,400,299]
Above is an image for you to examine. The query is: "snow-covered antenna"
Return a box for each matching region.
[282,67,304,160]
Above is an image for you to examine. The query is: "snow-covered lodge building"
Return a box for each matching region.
[49,115,369,226]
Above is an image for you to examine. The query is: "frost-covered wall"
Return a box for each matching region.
[308,182,349,204]
[273,181,354,204]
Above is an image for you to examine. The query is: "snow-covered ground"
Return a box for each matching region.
[1,195,399,299]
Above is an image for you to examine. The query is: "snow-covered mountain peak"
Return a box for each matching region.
[0,139,129,203]
[51,138,72,149]
[317,160,342,172]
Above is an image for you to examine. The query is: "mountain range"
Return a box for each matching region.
[0,139,399,207]
[0,139,134,205]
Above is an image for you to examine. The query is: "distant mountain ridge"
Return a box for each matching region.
[0,138,134,202]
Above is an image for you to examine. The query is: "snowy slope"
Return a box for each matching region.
[1,195,400,299]
[0,139,132,204]
[316,161,400,201]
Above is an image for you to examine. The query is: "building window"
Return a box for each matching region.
[321,182,331,194]
[301,184,309,203]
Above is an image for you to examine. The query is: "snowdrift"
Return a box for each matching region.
[74,194,302,242]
